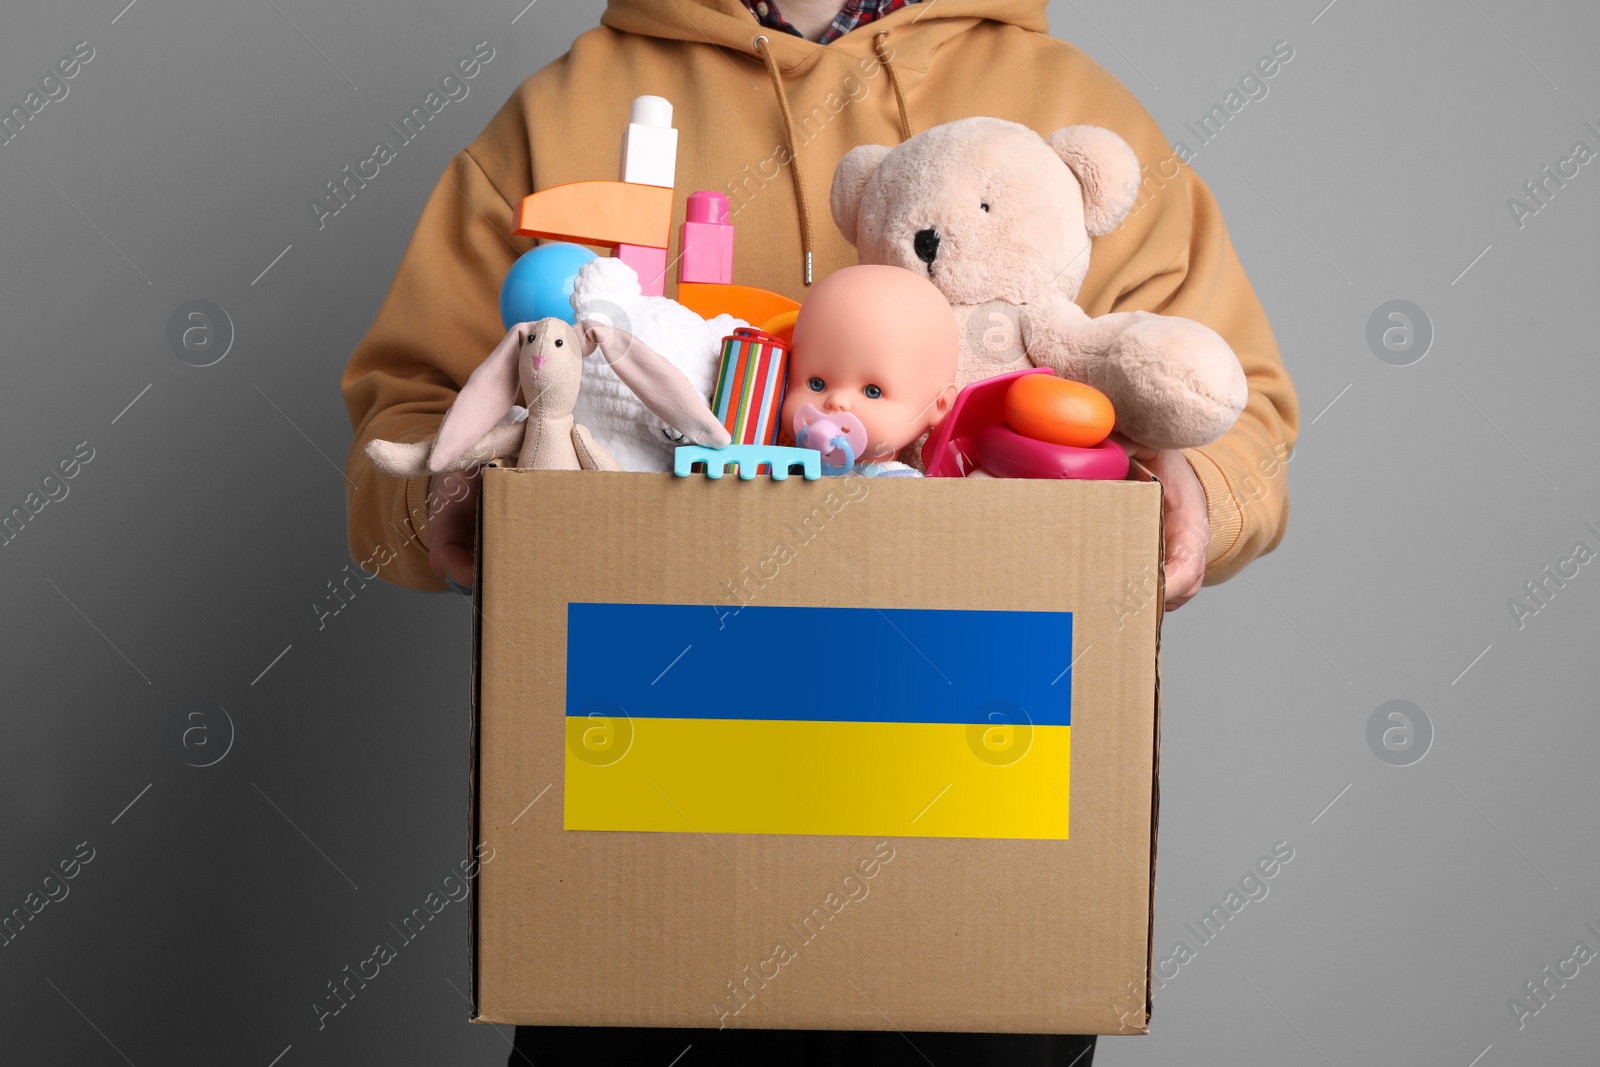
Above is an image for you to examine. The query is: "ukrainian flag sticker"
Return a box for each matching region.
[563,603,1073,840]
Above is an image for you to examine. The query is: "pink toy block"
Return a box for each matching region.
[680,191,734,285]
[616,243,670,297]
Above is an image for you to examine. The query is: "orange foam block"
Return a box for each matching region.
[677,283,800,326]
[515,181,673,249]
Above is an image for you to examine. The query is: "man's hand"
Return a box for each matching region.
[1116,438,1209,610]
[427,469,481,588]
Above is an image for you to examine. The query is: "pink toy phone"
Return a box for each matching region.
[922,368,1130,480]
[923,369,1039,477]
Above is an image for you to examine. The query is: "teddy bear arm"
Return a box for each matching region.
[1018,297,1144,381]
[1023,301,1247,451]
[1096,313,1249,450]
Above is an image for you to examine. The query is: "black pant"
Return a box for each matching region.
[509,1026,1095,1065]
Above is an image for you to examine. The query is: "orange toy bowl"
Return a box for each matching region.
[1003,373,1115,448]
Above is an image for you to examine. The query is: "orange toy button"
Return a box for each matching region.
[1004,373,1115,448]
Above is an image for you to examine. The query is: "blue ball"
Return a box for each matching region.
[499,242,597,328]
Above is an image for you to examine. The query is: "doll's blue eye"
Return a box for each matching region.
[808,377,825,392]
[863,384,883,399]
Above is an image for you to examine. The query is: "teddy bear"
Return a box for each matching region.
[830,116,1248,453]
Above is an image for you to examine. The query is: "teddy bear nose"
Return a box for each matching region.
[913,228,941,265]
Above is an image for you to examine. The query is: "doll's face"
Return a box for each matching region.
[784,342,954,462]
[782,265,959,462]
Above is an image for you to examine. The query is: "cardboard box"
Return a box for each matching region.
[469,468,1163,1034]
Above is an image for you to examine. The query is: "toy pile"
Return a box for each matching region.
[366,101,1247,484]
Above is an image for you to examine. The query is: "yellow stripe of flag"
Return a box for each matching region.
[565,716,1070,839]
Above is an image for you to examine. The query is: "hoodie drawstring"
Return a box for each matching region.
[874,32,916,141]
[754,34,817,287]
[755,31,914,287]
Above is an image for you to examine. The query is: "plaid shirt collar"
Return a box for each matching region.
[741,0,918,45]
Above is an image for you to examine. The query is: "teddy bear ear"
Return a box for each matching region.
[1048,125,1141,236]
[830,144,893,246]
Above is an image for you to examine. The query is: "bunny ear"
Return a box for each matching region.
[430,323,527,473]
[585,323,732,449]
[575,318,601,356]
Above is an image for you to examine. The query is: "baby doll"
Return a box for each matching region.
[781,265,959,478]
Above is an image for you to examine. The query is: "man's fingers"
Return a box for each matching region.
[431,542,476,587]
[1165,568,1201,610]
[426,506,476,585]
[1163,563,1201,610]
[426,470,481,587]
[1162,530,1207,611]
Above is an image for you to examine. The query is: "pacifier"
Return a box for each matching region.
[793,404,868,477]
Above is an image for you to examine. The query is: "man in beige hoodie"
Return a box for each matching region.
[343,0,1297,1061]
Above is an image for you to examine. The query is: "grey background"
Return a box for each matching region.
[1,0,1595,1064]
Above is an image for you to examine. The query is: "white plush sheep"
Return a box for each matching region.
[569,257,745,472]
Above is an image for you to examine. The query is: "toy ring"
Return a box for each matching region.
[974,425,1130,480]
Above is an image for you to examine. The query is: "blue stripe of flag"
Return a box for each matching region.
[566,603,1072,727]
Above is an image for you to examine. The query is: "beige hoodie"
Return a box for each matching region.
[342,0,1298,592]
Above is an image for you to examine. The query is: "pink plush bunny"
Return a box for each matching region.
[365,318,731,477]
